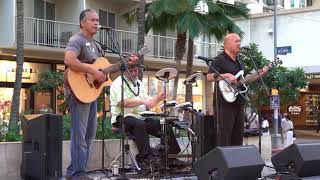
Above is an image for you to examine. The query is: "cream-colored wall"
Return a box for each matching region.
[313,0,320,7]
[24,0,34,17]
[86,0,120,13]
[55,0,83,23]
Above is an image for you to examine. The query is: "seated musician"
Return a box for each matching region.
[109,63,182,171]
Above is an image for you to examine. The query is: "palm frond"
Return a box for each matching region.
[216,1,249,18]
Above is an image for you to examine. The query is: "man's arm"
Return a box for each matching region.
[64,50,105,82]
[121,92,165,109]
[248,66,269,83]
[207,73,238,83]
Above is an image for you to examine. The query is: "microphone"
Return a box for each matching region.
[138,64,147,70]
[98,25,111,30]
[241,46,250,50]
[196,56,214,63]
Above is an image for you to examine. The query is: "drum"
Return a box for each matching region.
[139,111,157,117]
[139,111,164,117]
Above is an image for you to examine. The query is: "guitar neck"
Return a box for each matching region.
[240,66,267,84]
[101,62,122,75]
[100,46,149,75]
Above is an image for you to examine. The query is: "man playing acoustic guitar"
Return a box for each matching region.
[64,9,138,180]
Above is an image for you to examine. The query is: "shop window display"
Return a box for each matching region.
[305,94,320,125]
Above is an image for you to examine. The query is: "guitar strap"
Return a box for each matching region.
[92,40,105,57]
[236,55,246,72]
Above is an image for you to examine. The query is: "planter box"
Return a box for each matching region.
[0,139,138,180]
[0,136,271,179]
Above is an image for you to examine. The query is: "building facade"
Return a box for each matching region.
[234,5,320,128]
[0,0,221,124]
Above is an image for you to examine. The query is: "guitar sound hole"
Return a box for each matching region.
[93,80,102,89]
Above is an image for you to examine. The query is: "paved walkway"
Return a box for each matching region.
[60,130,320,180]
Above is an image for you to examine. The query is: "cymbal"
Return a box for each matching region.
[160,100,177,109]
[155,68,178,81]
[184,72,203,85]
[174,102,192,109]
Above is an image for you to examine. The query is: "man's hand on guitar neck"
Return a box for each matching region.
[259,66,269,77]
[249,66,269,82]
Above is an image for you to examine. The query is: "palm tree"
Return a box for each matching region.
[137,0,146,80]
[9,0,24,132]
[146,0,249,102]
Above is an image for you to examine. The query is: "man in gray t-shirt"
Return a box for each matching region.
[64,9,138,180]
[64,9,104,180]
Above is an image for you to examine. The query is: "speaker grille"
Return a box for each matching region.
[271,143,320,177]
[194,145,265,180]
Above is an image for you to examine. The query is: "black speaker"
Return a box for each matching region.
[271,143,320,177]
[194,145,265,180]
[21,114,63,180]
[196,115,216,158]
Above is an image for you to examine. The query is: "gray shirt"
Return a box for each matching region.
[65,32,101,63]
[64,32,102,98]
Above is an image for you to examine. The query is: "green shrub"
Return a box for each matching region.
[63,114,71,140]
[0,123,22,142]
[62,115,120,140]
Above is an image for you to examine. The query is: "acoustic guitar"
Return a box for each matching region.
[65,46,149,103]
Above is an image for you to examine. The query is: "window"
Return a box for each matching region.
[99,9,115,28]
[0,88,29,125]
[307,0,312,6]
[34,0,55,20]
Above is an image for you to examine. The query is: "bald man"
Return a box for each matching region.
[207,33,267,146]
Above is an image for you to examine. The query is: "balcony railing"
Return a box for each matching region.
[24,17,79,48]
[24,17,222,60]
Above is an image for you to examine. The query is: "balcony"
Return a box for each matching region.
[24,17,221,60]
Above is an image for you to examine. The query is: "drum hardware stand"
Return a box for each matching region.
[190,102,196,165]
[110,136,141,173]
[155,68,178,176]
[184,73,203,166]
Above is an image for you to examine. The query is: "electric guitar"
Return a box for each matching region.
[65,46,149,103]
[218,59,282,103]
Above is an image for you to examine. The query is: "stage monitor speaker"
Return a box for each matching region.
[20,114,63,180]
[194,145,265,180]
[271,143,320,177]
[195,115,216,158]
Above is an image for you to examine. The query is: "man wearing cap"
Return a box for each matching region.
[110,64,182,172]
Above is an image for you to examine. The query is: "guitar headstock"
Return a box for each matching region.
[269,58,283,67]
[138,45,150,56]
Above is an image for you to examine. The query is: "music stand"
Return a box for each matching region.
[155,68,177,176]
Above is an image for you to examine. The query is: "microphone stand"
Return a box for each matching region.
[204,60,249,147]
[242,49,270,155]
[103,29,136,180]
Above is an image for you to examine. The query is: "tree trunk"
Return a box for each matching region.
[172,32,186,100]
[9,0,24,132]
[185,37,194,102]
[137,0,146,80]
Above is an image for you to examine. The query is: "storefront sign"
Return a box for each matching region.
[288,105,302,115]
[306,74,320,79]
